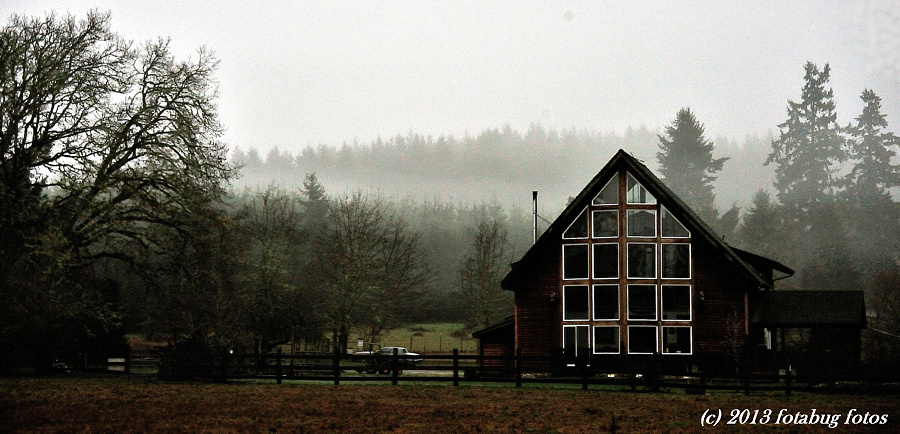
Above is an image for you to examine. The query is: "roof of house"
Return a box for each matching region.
[750,290,867,327]
[471,316,514,339]
[501,149,792,291]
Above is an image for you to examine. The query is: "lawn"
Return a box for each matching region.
[359,323,478,354]
[1,375,896,433]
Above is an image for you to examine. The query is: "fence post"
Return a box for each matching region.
[125,346,132,374]
[699,371,706,395]
[391,347,399,386]
[785,364,792,397]
[515,348,522,388]
[580,353,589,391]
[743,369,750,396]
[453,349,459,387]
[333,346,340,386]
[276,348,282,385]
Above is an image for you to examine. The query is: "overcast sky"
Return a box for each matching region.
[4,1,899,154]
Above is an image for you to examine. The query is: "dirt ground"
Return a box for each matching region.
[1,375,897,432]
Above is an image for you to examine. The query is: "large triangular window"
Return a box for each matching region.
[661,206,690,238]
[626,173,656,204]
[563,208,588,239]
[593,173,618,205]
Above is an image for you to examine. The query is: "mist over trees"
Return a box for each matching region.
[657,107,729,223]
[1,10,898,370]
[228,62,898,360]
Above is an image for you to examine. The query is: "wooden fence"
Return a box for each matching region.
[138,349,900,396]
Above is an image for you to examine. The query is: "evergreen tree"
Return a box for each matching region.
[844,88,900,204]
[766,62,846,216]
[656,108,728,222]
[300,172,329,239]
[843,89,900,266]
[739,189,783,258]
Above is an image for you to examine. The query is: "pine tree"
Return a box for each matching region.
[766,62,846,216]
[739,190,782,258]
[656,108,728,222]
[300,172,329,240]
[844,88,900,205]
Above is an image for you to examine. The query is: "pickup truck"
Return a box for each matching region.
[354,346,422,374]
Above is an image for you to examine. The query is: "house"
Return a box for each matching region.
[478,149,865,374]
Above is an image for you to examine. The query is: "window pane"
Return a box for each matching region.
[627,243,656,278]
[592,210,618,238]
[592,244,618,279]
[662,327,692,354]
[661,244,690,278]
[563,285,589,321]
[627,285,657,320]
[593,285,619,320]
[563,208,588,239]
[564,325,589,357]
[563,244,589,279]
[593,173,618,205]
[662,285,691,320]
[626,173,656,204]
[594,326,620,354]
[627,209,656,237]
[628,326,657,354]
[661,207,689,238]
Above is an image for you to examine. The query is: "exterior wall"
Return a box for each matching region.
[512,214,753,370]
[513,246,562,365]
[690,239,752,360]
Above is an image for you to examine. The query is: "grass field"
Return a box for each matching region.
[356,323,477,354]
[1,375,897,433]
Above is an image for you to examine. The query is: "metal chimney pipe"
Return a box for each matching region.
[532,191,538,245]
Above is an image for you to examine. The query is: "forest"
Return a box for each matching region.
[1,12,898,371]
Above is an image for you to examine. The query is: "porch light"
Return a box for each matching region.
[550,291,558,303]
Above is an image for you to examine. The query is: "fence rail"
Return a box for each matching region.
[130,348,900,395]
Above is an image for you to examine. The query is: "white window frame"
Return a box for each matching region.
[660,206,690,239]
[626,173,657,205]
[591,209,618,238]
[661,326,693,355]
[626,243,657,279]
[593,325,620,354]
[563,207,589,240]
[563,325,590,358]
[626,284,658,321]
[562,285,590,321]
[660,285,692,321]
[627,209,657,238]
[592,284,620,320]
[592,243,619,279]
[661,243,692,279]
[627,325,659,355]
[562,244,589,280]
[592,173,619,205]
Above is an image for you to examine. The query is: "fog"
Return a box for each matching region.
[3,2,897,211]
[4,2,897,147]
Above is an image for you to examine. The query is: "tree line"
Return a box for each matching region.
[1,12,897,370]
[656,63,899,362]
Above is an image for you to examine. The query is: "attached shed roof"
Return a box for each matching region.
[502,149,784,291]
[750,291,867,328]
[471,316,514,340]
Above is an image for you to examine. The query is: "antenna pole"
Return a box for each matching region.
[532,191,538,245]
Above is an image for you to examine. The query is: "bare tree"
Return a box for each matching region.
[309,192,427,353]
[458,215,513,331]
[0,12,234,367]
[234,186,316,354]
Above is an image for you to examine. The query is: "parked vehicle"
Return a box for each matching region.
[354,346,421,374]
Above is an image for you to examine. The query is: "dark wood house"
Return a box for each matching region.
[481,149,865,373]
